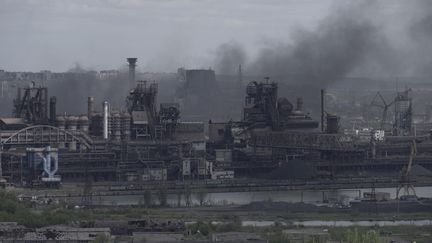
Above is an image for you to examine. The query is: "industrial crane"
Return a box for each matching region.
[396,139,417,199]
[370,92,394,130]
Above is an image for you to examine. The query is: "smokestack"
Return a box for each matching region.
[321,89,325,132]
[49,96,56,124]
[127,58,137,90]
[87,97,94,119]
[102,101,109,140]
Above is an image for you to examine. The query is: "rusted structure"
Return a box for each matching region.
[1,81,204,185]
[13,85,49,124]
[0,73,431,190]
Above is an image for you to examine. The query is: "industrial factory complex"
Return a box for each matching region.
[0,58,431,200]
[1,58,432,242]
[4,1,432,241]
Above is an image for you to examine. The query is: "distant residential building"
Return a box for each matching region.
[99,69,120,80]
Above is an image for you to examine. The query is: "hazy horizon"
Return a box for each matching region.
[1,0,432,81]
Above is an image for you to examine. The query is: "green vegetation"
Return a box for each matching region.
[343,228,380,243]
[185,219,432,243]
[188,221,212,236]
[1,190,431,242]
[0,190,149,228]
[276,211,432,222]
[187,219,242,237]
[93,233,110,243]
[265,232,292,243]
[330,226,432,243]
[0,190,83,228]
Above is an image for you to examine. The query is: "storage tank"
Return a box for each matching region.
[67,116,78,131]
[102,101,109,139]
[56,116,65,130]
[78,115,89,133]
[67,116,78,151]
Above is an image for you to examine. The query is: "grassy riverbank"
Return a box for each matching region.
[1,190,432,242]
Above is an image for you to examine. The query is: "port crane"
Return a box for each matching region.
[370,92,394,130]
[396,139,417,199]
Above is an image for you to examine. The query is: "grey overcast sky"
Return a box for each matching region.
[0,0,337,72]
[0,0,425,73]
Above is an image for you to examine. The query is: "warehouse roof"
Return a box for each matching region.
[0,118,25,125]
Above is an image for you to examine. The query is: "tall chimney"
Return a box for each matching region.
[87,97,94,119]
[102,101,109,140]
[127,58,137,90]
[49,96,56,124]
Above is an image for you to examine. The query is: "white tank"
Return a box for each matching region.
[102,101,109,139]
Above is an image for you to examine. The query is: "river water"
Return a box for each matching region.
[67,186,432,206]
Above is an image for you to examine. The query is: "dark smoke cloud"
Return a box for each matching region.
[247,1,383,87]
[208,1,387,115]
[214,1,432,83]
[214,41,246,75]
[408,0,432,77]
[5,1,432,120]
[47,68,129,115]
[67,63,93,73]
[46,63,179,115]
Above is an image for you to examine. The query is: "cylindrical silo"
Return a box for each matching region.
[102,101,109,140]
[67,116,78,151]
[78,115,89,133]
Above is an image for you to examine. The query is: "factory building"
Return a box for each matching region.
[0,59,208,187]
[0,59,431,190]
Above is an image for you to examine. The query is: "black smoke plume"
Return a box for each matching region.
[214,41,246,75]
[211,1,432,114]
[249,2,383,87]
[408,0,432,77]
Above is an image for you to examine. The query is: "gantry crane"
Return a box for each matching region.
[370,92,394,130]
[396,139,417,199]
